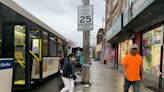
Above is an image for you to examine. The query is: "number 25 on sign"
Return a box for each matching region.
[80,16,91,23]
[78,5,93,31]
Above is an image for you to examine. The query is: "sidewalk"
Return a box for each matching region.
[28,61,154,92]
[74,61,153,92]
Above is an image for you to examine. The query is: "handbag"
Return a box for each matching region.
[73,75,77,80]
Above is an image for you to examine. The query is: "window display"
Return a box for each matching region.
[142,26,163,76]
[118,40,132,63]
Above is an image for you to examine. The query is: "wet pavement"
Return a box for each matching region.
[29,75,62,92]
[74,61,153,92]
[29,61,153,92]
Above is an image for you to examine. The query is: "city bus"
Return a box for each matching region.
[0,1,66,91]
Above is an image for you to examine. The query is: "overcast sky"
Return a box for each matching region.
[14,0,105,47]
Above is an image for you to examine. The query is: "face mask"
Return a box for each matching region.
[72,57,76,61]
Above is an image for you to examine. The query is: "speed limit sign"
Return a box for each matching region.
[78,5,93,31]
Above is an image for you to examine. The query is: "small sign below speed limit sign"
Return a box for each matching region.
[78,5,93,31]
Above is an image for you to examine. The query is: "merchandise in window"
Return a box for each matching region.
[142,26,163,76]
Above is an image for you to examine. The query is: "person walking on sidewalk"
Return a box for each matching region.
[60,54,76,92]
[76,49,81,62]
[80,53,84,67]
[121,44,144,92]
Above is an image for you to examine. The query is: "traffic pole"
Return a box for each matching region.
[81,0,90,85]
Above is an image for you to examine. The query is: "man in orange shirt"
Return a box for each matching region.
[121,44,144,92]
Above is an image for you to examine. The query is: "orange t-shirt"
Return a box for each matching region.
[121,54,143,81]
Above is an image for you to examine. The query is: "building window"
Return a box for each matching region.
[50,35,57,56]
[43,31,49,56]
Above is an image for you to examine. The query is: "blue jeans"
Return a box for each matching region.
[124,79,141,92]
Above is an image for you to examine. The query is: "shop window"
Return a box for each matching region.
[142,26,163,76]
[118,40,132,63]
[50,35,57,56]
[43,31,48,56]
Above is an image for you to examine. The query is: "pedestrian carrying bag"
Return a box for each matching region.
[73,75,77,80]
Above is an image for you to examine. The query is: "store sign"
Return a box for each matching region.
[0,59,13,92]
[131,0,155,19]
[78,5,93,31]
[106,15,122,41]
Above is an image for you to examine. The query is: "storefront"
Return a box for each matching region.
[105,0,164,89]
[107,44,115,63]
[118,40,133,63]
[142,25,164,88]
[122,0,164,89]
[142,26,163,73]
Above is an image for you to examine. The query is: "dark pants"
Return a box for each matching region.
[124,79,141,92]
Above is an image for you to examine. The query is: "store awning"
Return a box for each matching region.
[105,0,164,44]
[124,0,164,32]
[105,15,134,44]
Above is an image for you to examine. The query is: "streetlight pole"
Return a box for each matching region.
[81,0,90,85]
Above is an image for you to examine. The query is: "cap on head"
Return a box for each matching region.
[131,44,138,49]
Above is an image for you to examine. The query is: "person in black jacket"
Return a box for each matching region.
[60,53,76,92]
